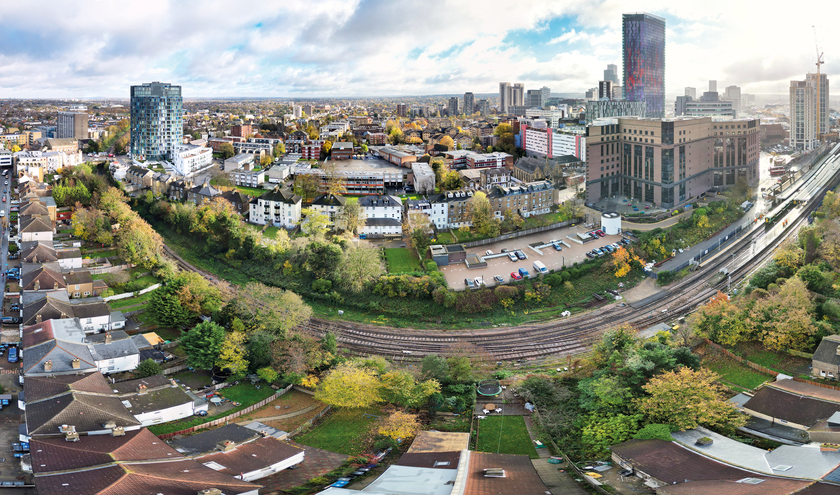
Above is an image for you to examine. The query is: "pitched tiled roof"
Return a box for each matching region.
[20,215,54,233]
[25,392,141,436]
[64,270,93,286]
[69,301,111,319]
[195,437,304,477]
[743,385,840,427]
[312,193,346,206]
[396,451,461,469]
[24,373,116,403]
[813,335,840,367]
[21,266,66,291]
[463,452,548,495]
[56,248,82,260]
[111,374,171,395]
[257,185,301,204]
[656,478,812,495]
[19,201,50,216]
[21,320,56,348]
[22,294,74,326]
[30,428,180,474]
[168,424,259,456]
[20,242,58,263]
[22,339,96,375]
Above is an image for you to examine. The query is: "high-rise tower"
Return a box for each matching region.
[130,82,183,161]
[622,13,666,118]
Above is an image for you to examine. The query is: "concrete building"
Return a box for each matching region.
[447,97,459,116]
[723,85,742,114]
[231,124,252,138]
[685,87,697,99]
[499,82,524,114]
[623,13,666,118]
[477,99,490,116]
[585,116,761,208]
[331,141,353,160]
[396,103,407,117]
[130,82,182,161]
[598,81,614,100]
[411,162,435,194]
[790,79,817,150]
[465,151,513,169]
[171,144,213,176]
[807,72,830,141]
[525,107,568,128]
[249,186,302,228]
[584,99,646,124]
[463,92,474,115]
[674,87,736,118]
[521,124,587,160]
[56,110,88,140]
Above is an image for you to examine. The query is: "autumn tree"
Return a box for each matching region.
[406,211,433,255]
[216,331,249,380]
[271,332,333,380]
[817,220,840,269]
[581,414,642,458]
[293,174,321,203]
[610,247,633,278]
[774,238,805,272]
[378,411,421,440]
[300,208,330,238]
[337,201,364,234]
[439,171,463,191]
[466,191,500,237]
[439,135,454,149]
[379,370,441,408]
[220,142,235,159]
[273,142,285,157]
[637,367,747,433]
[147,272,223,328]
[115,217,164,269]
[687,291,748,346]
[746,276,817,351]
[336,244,384,293]
[315,362,382,408]
[228,282,312,338]
[180,321,226,370]
[430,157,448,184]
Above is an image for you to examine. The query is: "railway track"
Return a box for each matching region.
[161,147,840,362]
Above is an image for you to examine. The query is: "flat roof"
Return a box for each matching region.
[408,431,470,453]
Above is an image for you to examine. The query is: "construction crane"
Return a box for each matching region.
[813,26,825,141]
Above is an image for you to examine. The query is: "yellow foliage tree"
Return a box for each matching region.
[378,411,421,440]
[379,370,440,408]
[216,331,250,380]
[315,362,381,408]
[439,136,454,148]
[611,247,632,278]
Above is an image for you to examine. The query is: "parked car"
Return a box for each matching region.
[7,347,17,363]
[518,267,531,279]
[507,252,518,261]
[493,275,505,284]
[485,250,493,256]
[621,238,631,245]
[464,278,476,289]
[586,251,597,258]
[510,271,523,280]
[515,250,527,260]
[603,245,614,253]
[553,243,563,251]
[593,248,604,256]
[474,276,485,287]
[595,230,605,237]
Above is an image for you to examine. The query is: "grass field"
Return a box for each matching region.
[107,290,156,310]
[295,406,381,455]
[701,351,772,391]
[730,342,811,376]
[384,248,421,273]
[474,415,539,459]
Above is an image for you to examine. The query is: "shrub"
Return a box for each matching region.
[633,423,674,441]
[134,358,162,378]
[494,285,519,300]
[455,289,498,313]
[424,260,439,272]
[312,278,333,293]
[308,476,330,486]
[560,271,571,282]
[373,434,400,451]
[544,273,563,287]
[493,370,513,380]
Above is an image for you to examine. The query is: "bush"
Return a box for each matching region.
[135,358,162,378]
[544,273,563,287]
[373,434,400,451]
[493,370,513,380]
[308,476,330,486]
[312,278,333,293]
[560,271,571,282]
[633,423,674,441]
[494,285,519,300]
[424,260,439,272]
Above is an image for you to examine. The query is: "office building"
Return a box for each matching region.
[685,87,697,99]
[293,105,302,118]
[463,92,475,115]
[585,116,760,207]
[585,99,646,124]
[623,13,666,118]
[499,82,524,113]
[477,99,490,116]
[599,81,614,100]
[709,80,717,92]
[448,97,459,116]
[231,124,252,138]
[604,64,620,85]
[56,109,88,140]
[129,81,183,161]
[396,103,407,117]
[724,85,741,114]
[521,123,586,161]
[526,89,543,108]
[541,86,551,106]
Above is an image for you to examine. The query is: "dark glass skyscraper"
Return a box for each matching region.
[130,82,183,161]
[622,13,665,119]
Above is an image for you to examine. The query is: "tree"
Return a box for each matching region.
[303,240,343,278]
[192,131,202,140]
[420,354,450,382]
[439,136,454,149]
[300,208,330,238]
[10,145,20,153]
[378,411,421,440]
[337,200,364,233]
[430,158,448,184]
[147,272,223,328]
[273,142,285,157]
[220,142,235,159]
[379,370,440,408]
[746,276,817,351]
[466,191,500,237]
[439,171,463,191]
[581,414,642,458]
[774,239,805,271]
[637,367,747,433]
[180,321,226,370]
[336,244,384,292]
[216,331,250,381]
[260,154,272,167]
[610,247,633,278]
[315,362,382,408]
[135,358,162,378]
[293,174,321,203]
[407,211,433,255]
[116,218,163,269]
[230,282,312,338]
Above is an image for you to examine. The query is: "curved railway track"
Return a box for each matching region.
[161,147,840,362]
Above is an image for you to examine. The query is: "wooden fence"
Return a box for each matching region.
[103,283,161,302]
[702,339,780,378]
[791,377,840,392]
[88,264,132,275]
[156,384,295,440]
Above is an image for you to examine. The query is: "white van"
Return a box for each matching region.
[533,260,548,274]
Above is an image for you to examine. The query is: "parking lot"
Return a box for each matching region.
[440,223,629,290]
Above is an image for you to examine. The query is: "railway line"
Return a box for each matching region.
[161,144,840,362]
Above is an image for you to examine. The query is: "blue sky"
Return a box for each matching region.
[0,0,836,99]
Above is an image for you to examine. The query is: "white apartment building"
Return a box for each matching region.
[232,170,265,188]
[249,186,302,228]
[0,149,11,167]
[521,125,586,161]
[358,195,403,237]
[525,107,568,128]
[172,144,213,176]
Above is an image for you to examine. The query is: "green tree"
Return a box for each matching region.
[273,142,285,157]
[303,241,343,278]
[220,142,235,159]
[180,321,226,370]
[315,362,382,408]
[337,201,365,234]
[246,330,277,371]
[216,331,250,381]
[379,370,441,408]
[466,191,500,237]
[420,354,450,382]
[581,414,642,459]
[336,244,384,292]
[300,208,330,238]
[135,358,162,378]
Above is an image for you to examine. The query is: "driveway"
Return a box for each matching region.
[439,224,627,290]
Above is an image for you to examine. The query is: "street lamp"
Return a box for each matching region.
[562,256,565,267]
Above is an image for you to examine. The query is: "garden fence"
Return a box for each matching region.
[88,264,133,275]
[103,283,161,302]
[277,405,332,441]
[531,407,612,495]
[701,339,780,378]
[156,384,294,439]
[791,377,840,392]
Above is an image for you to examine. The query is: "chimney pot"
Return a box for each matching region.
[44,360,53,372]
[111,426,125,437]
[104,332,112,344]
[71,358,80,369]
[137,384,148,394]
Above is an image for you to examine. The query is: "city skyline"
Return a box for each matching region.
[0,1,837,99]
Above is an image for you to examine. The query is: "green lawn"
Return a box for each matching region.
[148,384,277,436]
[295,406,381,456]
[384,248,421,273]
[729,342,811,376]
[432,232,454,244]
[108,290,157,310]
[83,249,119,259]
[702,353,772,390]
[474,415,539,459]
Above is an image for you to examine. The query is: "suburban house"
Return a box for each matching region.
[480,167,512,189]
[56,247,83,269]
[249,186,302,227]
[64,269,98,298]
[194,436,305,482]
[813,335,840,379]
[358,195,403,238]
[126,166,155,190]
[20,264,67,293]
[151,172,176,196]
[29,427,260,495]
[167,179,193,201]
[85,330,141,375]
[220,190,253,216]
[485,180,554,219]
[310,193,346,229]
[20,241,59,264]
[21,291,124,330]
[19,199,53,222]
[113,374,208,426]
[20,215,54,242]
[186,180,222,206]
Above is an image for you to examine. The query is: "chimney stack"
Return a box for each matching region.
[71,358,80,370]
[137,384,148,395]
[44,360,53,372]
[34,280,40,291]
[104,332,112,344]
[198,490,223,495]
[216,440,235,453]
[61,425,79,442]
[36,314,42,324]
[111,426,125,437]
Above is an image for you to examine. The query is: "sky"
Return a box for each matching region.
[0,0,837,99]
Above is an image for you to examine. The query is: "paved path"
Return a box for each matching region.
[622,210,689,231]
[237,404,320,424]
[522,416,589,495]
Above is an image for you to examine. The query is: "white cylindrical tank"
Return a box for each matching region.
[601,212,622,235]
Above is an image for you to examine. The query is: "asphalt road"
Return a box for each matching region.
[0,168,11,316]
